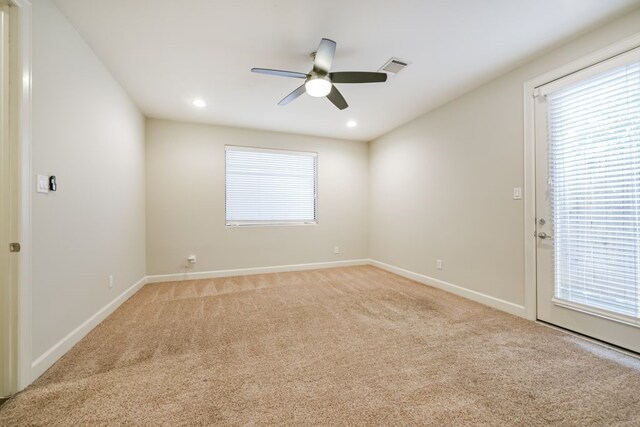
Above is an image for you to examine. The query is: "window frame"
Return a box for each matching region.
[224,145,319,227]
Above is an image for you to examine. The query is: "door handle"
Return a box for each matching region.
[537,232,553,240]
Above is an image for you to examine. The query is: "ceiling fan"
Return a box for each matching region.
[251,38,387,110]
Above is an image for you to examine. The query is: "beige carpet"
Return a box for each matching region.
[1,266,639,426]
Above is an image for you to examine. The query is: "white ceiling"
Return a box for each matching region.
[51,0,639,141]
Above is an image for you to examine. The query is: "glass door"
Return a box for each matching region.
[535,48,640,353]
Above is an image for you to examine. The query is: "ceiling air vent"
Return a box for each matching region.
[379,58,409,75]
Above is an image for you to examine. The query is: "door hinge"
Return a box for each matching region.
[9,242,20,253]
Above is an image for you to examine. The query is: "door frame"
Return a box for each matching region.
[0,0,31,394]
[523,32,640,322]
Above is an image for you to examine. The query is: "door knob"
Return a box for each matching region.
[538,232,553,239]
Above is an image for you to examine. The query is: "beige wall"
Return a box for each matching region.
[145,119,368,275]
[369,9,640,308]
[32,0,146,359]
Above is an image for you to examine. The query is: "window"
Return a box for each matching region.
[546,56,640,319]
[225,146,317,226]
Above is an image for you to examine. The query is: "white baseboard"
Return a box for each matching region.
[368,259,527,318]
[145,259,370,284]
[31,276,147,381]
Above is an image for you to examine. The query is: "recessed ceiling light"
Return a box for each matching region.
[192,99,206,108]
[346,120,357,128]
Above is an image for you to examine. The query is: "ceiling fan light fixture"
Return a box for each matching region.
[305,77,331,97]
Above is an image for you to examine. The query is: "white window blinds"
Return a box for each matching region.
[225,146,317,225]
[547,57,640,320]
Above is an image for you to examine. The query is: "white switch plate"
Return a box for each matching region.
[334,246,340,254]
[36,174,49,194]
[513,187,522,200]
[437,259,443,270]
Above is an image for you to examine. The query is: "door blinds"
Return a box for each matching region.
[547,57,640,320]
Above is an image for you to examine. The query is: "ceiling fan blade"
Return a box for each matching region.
[251,68,308,79]
[313,38,336,74]
[326,85,348,110]
[278,84,307,106]
[329,72,388,84]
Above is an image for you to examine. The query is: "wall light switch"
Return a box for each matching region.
[36,174,49,194]
[513,187,522,200]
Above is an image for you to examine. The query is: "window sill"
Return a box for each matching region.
[225,222,318,227]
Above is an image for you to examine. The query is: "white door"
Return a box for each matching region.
[535,47,640,353]
[0,0,17,397]
[0,0,11,397]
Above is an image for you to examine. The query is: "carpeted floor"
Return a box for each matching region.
[1,266,639,426]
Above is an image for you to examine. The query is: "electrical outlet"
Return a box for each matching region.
[108,275,114,289]
[334,246,340,254]
[187,255,196,264]
[436,259,443,270]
